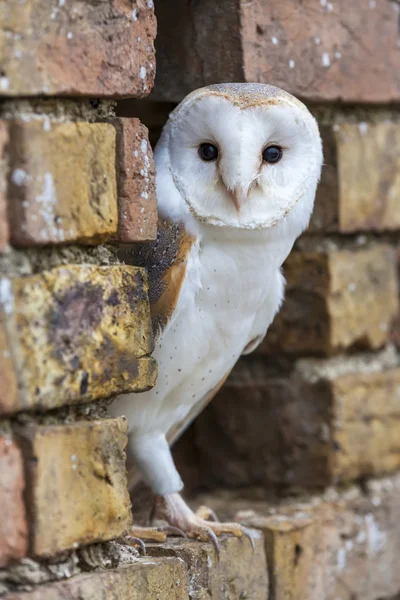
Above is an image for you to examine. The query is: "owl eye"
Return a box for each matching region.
[198,143,218,162]
[262,145,283,164]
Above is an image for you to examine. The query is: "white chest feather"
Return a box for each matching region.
[113,229,285,442]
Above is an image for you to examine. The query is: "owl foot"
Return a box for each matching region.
[151,493,255,556]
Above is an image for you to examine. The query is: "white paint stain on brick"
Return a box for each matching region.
[365,514,386,554]
[0,77,9,91]
[322,52,331,67]
[132,8,138,20]
[148,0,154,7]
[35,172,68,242]
[11,169,27,186]
[359,122,369,135]
[0,278,14,315]
[140,66,147,79]
[289,59,295,69]
[271,36,278,45]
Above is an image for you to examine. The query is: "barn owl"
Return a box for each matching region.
[110,83,323,549]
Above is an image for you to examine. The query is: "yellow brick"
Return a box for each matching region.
[0,265,157,414]
[8,121,117,246]
[17,418,132,556]
[262,245,398,355]
[312,122,400,232]
[176,357,400,491]
[248,513,320,600]
[331,368,400,481]
[237,472,400,600]
[147,532,268,599]
[7,558,188,600]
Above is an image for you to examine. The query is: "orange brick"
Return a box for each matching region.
[111,118,157,243]
[0,121,8,252]
[7,120,117,247]
[153,0,400,103]
[0,265,156,415]
[0,1,156,98]
[17,419,131,556]
[261,245,398,356]
[0,435,28,566]
[311,123,400,232]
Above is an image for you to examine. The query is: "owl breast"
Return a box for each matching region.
[125,231,285,440]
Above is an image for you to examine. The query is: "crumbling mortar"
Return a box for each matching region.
[0,98,116,124]
[0,540,138,596]
[0,244,120,278]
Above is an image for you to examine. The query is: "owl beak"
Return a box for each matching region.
[230,187,247,212]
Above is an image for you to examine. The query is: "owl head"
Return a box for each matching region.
[154,83,323,232]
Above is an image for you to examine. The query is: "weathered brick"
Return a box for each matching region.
[17,418,131,556]
[236,473,400,600]
[261,245,398,356]
[0,1,156,98]
[153,0,400,103]
[175,354,400,490]
[256,513,319,600]
[7,557,188,600]
[0,322,18,414]
[311,123,400,232]
[0,435,28,566]
[7,120,117,247]
[0,265,156,415]
[111,118,157,243]
[0,121,8,251]
[147,532,268,599]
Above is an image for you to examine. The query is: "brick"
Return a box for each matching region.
[0,322,18,414]
[236,473,400,600]
[311,123,400,232]
[255,513,320,600]
[0,121,8,251]
[174,355,400,490]
[0,265,157,415]
[7,557,188,600]
[261,245,398,356]
[153,0,400,103]
[7,120,117,247]
[17,418,131,556]
[0,1,156,98]
[0,436,28,566]
[111,118,157,243]
[147,532,268,599]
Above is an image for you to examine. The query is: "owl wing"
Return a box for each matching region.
[118,218,197,341]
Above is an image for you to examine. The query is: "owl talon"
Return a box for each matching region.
[124,535,147,555]
[157,525,188,538]
[150,493,254,557]
[195,505,219,522]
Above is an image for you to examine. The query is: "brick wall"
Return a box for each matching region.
[1,1,400,599]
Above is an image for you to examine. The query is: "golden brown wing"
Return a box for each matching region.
[118,218,196,339]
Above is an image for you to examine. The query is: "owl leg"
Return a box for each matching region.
[151,493,255,555]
